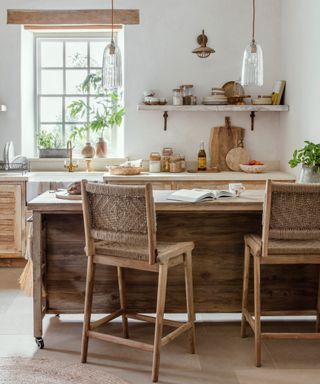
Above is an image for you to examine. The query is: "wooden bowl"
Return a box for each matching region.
[240,164,266,173]
[109,165,143,176]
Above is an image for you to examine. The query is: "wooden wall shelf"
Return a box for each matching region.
[137,104,290,131]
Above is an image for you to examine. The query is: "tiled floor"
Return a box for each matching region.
[1,268,320,383]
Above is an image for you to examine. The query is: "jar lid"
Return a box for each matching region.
[180,84,193,89]
[162,147,173,156]
[150,152,161,161]
[173,88,181,92]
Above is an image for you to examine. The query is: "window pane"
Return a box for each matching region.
[40,97,63,123]
[65,96,88,123]
[66,42,88,68]
[65,124,87,150]
[40,41,63,67]
[90,41,106,67]
[66,70,88,95]
[40,70,63,94]
[39,125,64,148]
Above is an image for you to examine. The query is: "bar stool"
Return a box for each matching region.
[80,181,196,383]
[241,180,320,367]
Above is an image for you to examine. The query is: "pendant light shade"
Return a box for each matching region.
[241,0,263,86]
[102,0,122,90]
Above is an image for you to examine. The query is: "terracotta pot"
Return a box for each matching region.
[81,142,95,158]
[95,138,107,158]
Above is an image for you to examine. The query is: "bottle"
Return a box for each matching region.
[198,142,207,171]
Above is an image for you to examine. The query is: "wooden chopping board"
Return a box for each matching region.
[210,117,246,171]
[226,146,250,172]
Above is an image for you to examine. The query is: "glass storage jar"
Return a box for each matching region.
[172,89,183,106]
[180,85,194,105]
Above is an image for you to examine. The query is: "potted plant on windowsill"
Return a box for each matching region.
[68,72,125,158]
[289,141,320,183]
[37,130,68,158]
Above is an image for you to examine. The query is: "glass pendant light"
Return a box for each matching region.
[241,0,263,86]
[102,0,122,90]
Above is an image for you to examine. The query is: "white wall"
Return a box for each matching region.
[0,0,282,162]
[280,0,320,174]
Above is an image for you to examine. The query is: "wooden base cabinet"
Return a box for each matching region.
[0,182,26,262]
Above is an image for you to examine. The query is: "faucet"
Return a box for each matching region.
[64,140,78,172]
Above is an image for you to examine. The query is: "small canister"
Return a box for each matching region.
[180,84,194,105]
[172,89,183,106]
[149,152,161,173]
[161,147,173,172]
[169,156,183,173]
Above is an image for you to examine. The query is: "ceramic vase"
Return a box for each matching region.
[95,138,107,158]
[81,142,95,158]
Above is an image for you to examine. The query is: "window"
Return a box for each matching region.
[35,33,121,155]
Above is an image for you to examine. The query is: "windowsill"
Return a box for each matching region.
[29,157,127,172]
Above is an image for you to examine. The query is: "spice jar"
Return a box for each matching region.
[161,147,173,172]
[149,152,161,173]
[172,89,183,106]
[180,85,194,105]
[169,156,183,173]
[179,155,186,172]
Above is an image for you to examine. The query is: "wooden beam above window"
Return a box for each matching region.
[7,9,140,26]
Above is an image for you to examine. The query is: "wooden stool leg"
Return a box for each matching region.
[152,264,168,383]
[117,266,129,339]
[316,267,320,332]
[184,250,196,354]
[254,256,261,367]
[81,256,96,363]
[241,244,251,338]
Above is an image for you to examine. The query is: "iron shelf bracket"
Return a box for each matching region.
[163,111,168,131]
[250,111,256,131]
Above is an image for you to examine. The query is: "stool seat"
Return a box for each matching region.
[245,234,320,256]
[95,240,194,264]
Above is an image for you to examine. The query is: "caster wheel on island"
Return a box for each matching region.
[35,337,44,349]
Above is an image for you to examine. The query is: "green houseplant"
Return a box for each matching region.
[68,72,125,158]
[289,141,320,183]
[37,130,67,158]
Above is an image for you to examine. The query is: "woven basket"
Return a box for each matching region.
[109,165,143,176]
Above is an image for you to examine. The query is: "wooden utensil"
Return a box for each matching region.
[210,117,246,171]
[226,139,250,172]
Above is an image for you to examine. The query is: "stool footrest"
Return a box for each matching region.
[88,330,154,352]
[262,332,320,340]
[161,322,192,347]
[90,309,123,330]
[126,313,183,328]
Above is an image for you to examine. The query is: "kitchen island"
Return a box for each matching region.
[28,189,318,347]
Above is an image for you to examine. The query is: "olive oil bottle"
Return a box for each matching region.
[197,141,207,171]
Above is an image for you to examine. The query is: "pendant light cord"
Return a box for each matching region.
[111,0,114,41]
[252,0,256,42]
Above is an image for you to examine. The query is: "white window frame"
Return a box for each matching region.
[35,32,120,155]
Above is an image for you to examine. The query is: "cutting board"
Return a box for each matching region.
[226,146,250,172]
[210,117,246,171]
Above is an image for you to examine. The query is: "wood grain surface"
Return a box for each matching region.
[210,117,246,171]
[43,212,318,314]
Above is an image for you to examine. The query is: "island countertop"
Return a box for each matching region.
[28,190,265,212]
[103,171,295,182]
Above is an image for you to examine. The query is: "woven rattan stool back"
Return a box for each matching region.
[262,181,320,256]
[81,181,157,264]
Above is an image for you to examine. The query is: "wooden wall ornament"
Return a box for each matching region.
[7,9,140,26]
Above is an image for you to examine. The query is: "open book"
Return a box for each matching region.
[167,189,234,203]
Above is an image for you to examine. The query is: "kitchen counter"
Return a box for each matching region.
[103,171,295,182]
[29,189,316,345]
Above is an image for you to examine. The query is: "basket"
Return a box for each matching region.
[108,165,143,176]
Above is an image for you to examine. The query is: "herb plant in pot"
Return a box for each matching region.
[37,130,67,158]
[289,141,320,183]
[68,73,125,158]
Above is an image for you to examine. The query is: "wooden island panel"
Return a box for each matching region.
[44,211,318,314]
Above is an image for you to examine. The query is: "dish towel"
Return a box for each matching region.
[19,182,65,296]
